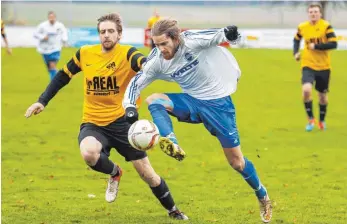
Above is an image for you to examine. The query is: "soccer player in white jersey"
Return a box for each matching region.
[34,11,68,80]
[123,19,272,223]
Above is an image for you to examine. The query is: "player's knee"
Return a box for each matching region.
[146,94,173,109]
[145,93,163,105]
[80,136,102,166]
[48,61,56,69]
[229,157,245,172]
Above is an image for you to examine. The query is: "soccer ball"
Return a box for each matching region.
[128,119,160,151]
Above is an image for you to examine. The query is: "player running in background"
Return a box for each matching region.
[34,11,68,80]
[25,13,188,220]
[123,19,272,223]
[147,9,161,50]
[1,19,12,55]
[293,3,337,131]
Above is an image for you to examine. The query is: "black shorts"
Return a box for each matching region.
[302,67,330,93]
[78,116,147,162]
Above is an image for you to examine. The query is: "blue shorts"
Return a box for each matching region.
[166,93,240,148]
[42,51,61,66]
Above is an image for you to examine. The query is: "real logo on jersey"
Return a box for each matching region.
[86,76,119,96]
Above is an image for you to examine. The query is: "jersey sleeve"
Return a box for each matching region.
[123,48,160,108]
[62,48,82,78]
[126,47,146,72]
[325,24,337,42]
[294,26,302,41]
[1,21,5,36]
[182,28,228,49]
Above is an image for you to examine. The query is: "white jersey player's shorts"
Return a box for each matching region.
[165,93,240,148]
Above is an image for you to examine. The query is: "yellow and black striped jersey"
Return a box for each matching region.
[295,19,337,70]
[63,44,145,126]
[1,20,5,36]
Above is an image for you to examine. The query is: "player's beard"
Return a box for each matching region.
[102,40,116,52]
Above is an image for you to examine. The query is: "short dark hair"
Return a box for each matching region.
[308,2,323,13]
[48,11,55,16]
[97,13,123,34]
[151,18,180,41]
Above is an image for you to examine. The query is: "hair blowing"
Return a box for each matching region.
[97,13,123,34]
[151,19,180,40]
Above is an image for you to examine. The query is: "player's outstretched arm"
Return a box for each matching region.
[183,26,240,49]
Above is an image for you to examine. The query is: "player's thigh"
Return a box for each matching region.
[105,116,147,162]
[198,96,240,148]
[78,123,111,156]
[302,67,315,87]
[165,93,201,123]
[315,69,330,93]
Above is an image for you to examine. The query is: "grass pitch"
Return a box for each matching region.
[2,47,347,224]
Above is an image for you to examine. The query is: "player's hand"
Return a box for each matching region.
[43,36,49,41]
[125,107,138,124]
[25,102,45,118]
[224,25,240,43]
[294,52,301,61]
[308,43,315,50]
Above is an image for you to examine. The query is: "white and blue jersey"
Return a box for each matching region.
[34,20,68,63]
[123,28,242,148]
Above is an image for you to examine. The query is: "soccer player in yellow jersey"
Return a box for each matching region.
[1,20,12,55]
[293,3,337,131]
[147,10,161,50]
[25,13,188,220]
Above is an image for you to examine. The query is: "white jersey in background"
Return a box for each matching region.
[123,28,241,108]
[34,20,68,54]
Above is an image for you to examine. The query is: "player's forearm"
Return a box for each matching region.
[33,32,46,41]
[293,39,300,55]
[123,77,141,109]
[38,70,71,106]
[314,42,337,50]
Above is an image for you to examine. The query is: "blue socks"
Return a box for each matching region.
[148,104,178,144]
[239,157,267,199]
[49,69,57,80]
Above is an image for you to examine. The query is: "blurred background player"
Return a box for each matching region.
[25,13,188,220]
[124,19,272,223]
[1,19,12,55]
[147,9,161,50]
[34,11,68,80]
[293,2,337,131]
